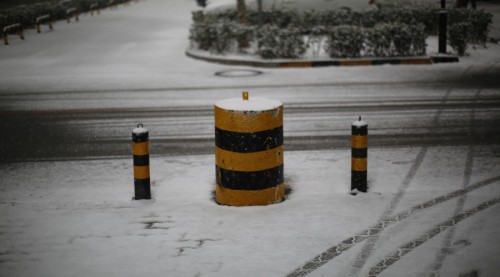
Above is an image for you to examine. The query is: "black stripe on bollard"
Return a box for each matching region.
[352,125,368,136]
[215,126,283,153]
[132,123,151,200]
[352,148,368,158]
[216,165,284,191]
[133,155,149,166]
[132,131,149,142]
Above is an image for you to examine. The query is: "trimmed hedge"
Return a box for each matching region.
[324,25,364,58]
[190,6,493,58]
[257,24,306,59]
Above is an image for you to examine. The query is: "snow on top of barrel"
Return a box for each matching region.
[352,119,367,127]
[215,97,282,112]
[133,127,148,134]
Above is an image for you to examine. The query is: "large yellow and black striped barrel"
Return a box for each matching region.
[132,124,151,200]
[351,117,368,193]
[214,93,285,206]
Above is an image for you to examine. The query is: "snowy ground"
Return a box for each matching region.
[1,146,500,276]
[1,0,500,276]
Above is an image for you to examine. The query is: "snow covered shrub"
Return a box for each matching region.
[365,24,393,57]
[189,11,217,51]
[324,25,364,58]
[391,23,413,56]
[320,9,361,28]
[410,24,427,56]
[232,23,254,51]
[365,23,426,57]
[448,22,471,56]
[257,24,306,59]
[464,9,492,47]
[256,24,280,59]
[448,8,493,47]
[190,12,236,54]
[210,19,235,54]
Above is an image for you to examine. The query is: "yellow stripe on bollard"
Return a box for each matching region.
[215,183,286,207]
[133,165,150,179]
[352,158,368,171]
[132,141,149,156]
[352,135,368,149]
[216,146,283,172]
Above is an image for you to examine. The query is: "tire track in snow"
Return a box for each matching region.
[426,62,498,277]
[345,65,475,277]
[287,66,475,277]
[285,174,500,277]
[366,197,500,277]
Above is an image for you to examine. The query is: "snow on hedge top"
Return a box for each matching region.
[215,97,282,112]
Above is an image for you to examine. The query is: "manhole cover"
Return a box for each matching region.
[215,69,263,77]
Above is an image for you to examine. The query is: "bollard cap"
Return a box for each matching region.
[352,116,367,127]
[132,123,149,142]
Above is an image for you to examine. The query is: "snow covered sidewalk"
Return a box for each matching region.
[1,145,499,277]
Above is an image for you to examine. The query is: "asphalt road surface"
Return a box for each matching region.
[1,67,499,162]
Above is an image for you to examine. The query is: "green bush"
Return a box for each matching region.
[189,11,216,51]
[365,23,426,57]
[324,25,364,58]
[448,22,471,56]
[365,24,393,57]
[187,4,492,58]
[257,24,306,59]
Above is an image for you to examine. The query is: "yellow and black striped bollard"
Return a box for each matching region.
[132,123,151,200]
[215,92,285,206]
[351,116,368,194]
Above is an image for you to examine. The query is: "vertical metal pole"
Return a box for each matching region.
[132,124,151,200]
[441,0,445,9]
[36,23,41,33]
[351,116,368,194]
[3,33,8,45]
[258,0,263,27]
[439,10,448,54]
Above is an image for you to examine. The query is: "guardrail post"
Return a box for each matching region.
[36,15,53,33]
[90,3,101,15]
[3,24,24,45]
[109,0,117,10]
[66,8,79,23]
[132,124,151,200]
[351,116,368,194]
[214,92,285,206]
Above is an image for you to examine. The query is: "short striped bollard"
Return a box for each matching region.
[351,116,368,194]
[132,124,151,200]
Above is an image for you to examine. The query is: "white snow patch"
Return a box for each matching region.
[215,97,282,112]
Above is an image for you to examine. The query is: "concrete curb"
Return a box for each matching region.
[186,49,459,68]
